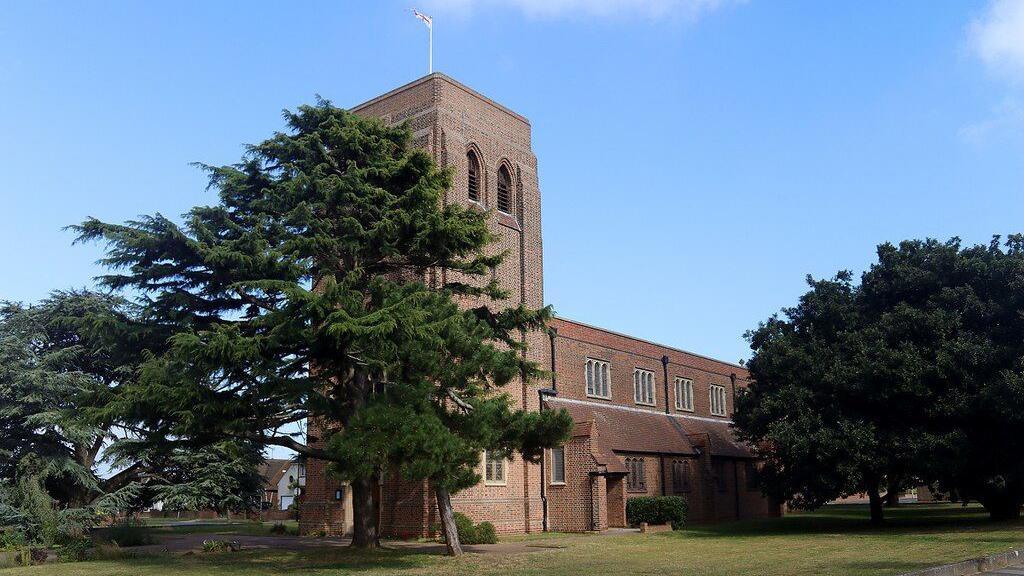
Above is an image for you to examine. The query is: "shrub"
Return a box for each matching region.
[0,529,28,549]
[201,540,238,553]
[57,538,91,563]
[91,542,134,561]
[103,518,155,547]
[268,522,287,535]
[626,496,688,530]
[471,521,497,545]
[447,512,498,545]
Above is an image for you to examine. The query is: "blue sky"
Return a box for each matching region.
[3,0,1024,365]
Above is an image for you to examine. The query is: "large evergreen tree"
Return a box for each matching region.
[74,100,571,550]
[0,291,148,507]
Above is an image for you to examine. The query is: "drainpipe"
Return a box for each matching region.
[538,329,559,532]
[662,355,670,414]
[538,387,557,532]
[729,373,738,414]
[548,327,558,392]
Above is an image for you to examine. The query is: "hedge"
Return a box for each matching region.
[625,496,688,529]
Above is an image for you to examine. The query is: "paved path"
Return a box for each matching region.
[987,564,1024,575]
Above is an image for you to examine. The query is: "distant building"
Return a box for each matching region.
[301,73,782,537]
[260,458,304,511]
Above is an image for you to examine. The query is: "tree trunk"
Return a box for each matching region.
[867,484,885,526]
[983,494,1022,521]
[350,476,379,548]
[435,484,463,556]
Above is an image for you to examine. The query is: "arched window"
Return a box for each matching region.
[496,164,512,214]
[467,150,481,202]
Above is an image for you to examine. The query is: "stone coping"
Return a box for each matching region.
[899,548,1024,576]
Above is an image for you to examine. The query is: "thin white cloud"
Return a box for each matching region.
[969,0,1024,84]
[963,0,1024,145]
[960,97,1024,145]
[422,0,740,21]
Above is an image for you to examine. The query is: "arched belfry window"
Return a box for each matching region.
[496,164,512,214]
[467,150,481,202]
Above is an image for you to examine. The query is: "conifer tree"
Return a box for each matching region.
[74,100,572,549]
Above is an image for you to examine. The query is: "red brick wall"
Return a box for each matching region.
[550,318,749,420]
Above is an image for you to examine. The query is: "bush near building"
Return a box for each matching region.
[626,496,688,529]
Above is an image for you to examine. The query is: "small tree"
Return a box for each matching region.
[325,290,572,553]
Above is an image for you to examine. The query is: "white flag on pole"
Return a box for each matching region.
[412,8,432,28]
[411,9,433,74]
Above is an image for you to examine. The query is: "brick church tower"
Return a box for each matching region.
[300,73,549,537]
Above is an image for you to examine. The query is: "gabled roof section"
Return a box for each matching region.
[547,398,697,456]
[259,459,292,489]
[547,398,755,459]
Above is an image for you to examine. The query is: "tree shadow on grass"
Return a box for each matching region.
[838,560,932,573]
[676,504,1024,539]
[126,547,442,575]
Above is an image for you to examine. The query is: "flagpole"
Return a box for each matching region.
[412,9,433,75]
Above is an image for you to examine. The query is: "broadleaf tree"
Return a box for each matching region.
[74,100,572,550]
[736,236,1024,523]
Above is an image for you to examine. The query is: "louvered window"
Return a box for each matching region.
[497,165,512,214]
[467,150,481,202]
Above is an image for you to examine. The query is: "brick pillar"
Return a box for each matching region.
[589,474,608,531]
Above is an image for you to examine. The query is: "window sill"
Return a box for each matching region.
[675,407,695,413]
[634,402,657,407]
[496,211,521,231]
[549,481,566,487]
[586,394,612,401]
[484,481,508,487]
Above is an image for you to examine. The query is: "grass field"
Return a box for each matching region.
[6,504,1024,576]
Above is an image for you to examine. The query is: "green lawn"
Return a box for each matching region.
[7,504,1024,576]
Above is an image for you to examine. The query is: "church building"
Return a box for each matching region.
[300,73,782,537]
